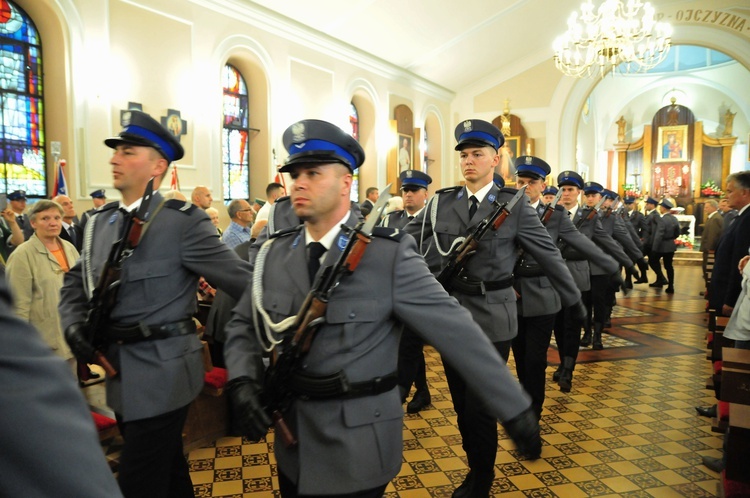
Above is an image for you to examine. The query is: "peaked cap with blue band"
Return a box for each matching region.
[659,198,674,209]
[7,190,26,201]
[543,185,558,196]
[646,197,659,205]
[583,181,604,195]
[602,188,618,200]
[104,110,184,162]
[623,197,635,205]
[515,155,551,180]
[557,170,584,189]
[90,189,106,199]
[281,119,365,172]
[399,169,432,189]
[454,119,504,151]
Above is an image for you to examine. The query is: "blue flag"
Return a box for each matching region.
[54,159,68,196]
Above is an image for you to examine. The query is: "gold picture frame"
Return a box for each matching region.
[656,125,688,162]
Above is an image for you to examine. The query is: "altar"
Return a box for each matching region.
[674,213,695,240]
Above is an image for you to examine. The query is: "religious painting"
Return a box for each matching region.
[497,136,519,185]
[656,125,688,162]
[398,134,413,172]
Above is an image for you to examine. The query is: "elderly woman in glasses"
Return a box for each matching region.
[5,200,79,360]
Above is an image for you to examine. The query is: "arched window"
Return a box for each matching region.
[0,0,46,198]
[222,64,249,202]
[349,102,359,202]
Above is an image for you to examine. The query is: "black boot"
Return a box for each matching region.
[552,363,563,382]
[467,471,495,498]
[592,323,604,350]
[452,471,474,498]
[558,356,575,393]
[580,316,592,347]
[406,389,431,414]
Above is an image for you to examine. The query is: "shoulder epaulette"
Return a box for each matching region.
[499,187,518,194]
[97,201,119,213]
[436,186,460,194]
[388,209,405,218]
[270,224,303,239]
[372,226,405,241]
[163,199,197,214]
[554,204,565,212]
[275,195,291,205]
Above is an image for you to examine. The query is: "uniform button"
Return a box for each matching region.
[374,410,381,417]
[302,364,308,370]
[349,312,356,319]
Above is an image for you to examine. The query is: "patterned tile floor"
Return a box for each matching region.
[95,265,725,497]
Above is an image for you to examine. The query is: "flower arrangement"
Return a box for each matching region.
[621,183,641,198]
[700,180,723,197]
[675,234,694,250]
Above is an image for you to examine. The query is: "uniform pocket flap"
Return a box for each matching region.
[262,289,297,316]
[434,222,461,236]
[155,335,203,360]
[342,395,403,427]
[326,299,378,324]
[126,260,171,282]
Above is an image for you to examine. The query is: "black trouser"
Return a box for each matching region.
[653,251,675,285]
[588,275,609,325]
[279,472,387,498]
[397,326,428,396]
[553,303,585,363]
[648,251,666,282]
[512,314,556,418]
[443,340,511,475]
[116,405,194,498]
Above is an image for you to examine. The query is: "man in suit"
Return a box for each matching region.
[79,189,107,232]
[403,120,581,497]
[60,110,253,497]
[513,157,617,411]
[7,190,33,240]
[701,199,724,288]
[383,169,435,413]
[650,199,680,294]
[0,279,123,497]
[52,194,83,252]
[719,197,738,227]
[359,186,378,217]
[709,172,750,316]
[224,119,540,498]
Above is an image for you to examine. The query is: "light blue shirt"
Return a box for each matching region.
[221,221,251,249]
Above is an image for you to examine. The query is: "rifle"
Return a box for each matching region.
[604,196,621,218]
[78,178,156,382]
[540,188,563,225]
[262,185,392,448]
[436,186,527,291]
[574,194,607,230]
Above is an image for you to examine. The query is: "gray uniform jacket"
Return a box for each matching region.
[620,212,644,250]
[383,208,441,274]
[599,213,643,262]
[224,215,532,495]
[571,206,632,276]
[651,213,679,253]
[628,209,646,238]
[403,186,580,342]
[59,193,252,421]
[642,209,658,247]
[0,281,123,497]
[524,203,619,304]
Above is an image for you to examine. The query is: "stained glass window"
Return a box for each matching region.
[0,0,45,197]
[222,64,249,202]
[349,102,359,202]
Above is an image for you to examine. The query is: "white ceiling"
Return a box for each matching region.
[247,0,592,91]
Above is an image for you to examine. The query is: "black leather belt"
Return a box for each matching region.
[449,275,513,296]
[514,264,545,277]
[105,319,196,344]
[287,371,398,400]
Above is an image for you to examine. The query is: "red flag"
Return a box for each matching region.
[170,164,180,191]
[53,159,68,196]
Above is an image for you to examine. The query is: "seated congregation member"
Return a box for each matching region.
[6,200,79,361]
[224,119,540,498]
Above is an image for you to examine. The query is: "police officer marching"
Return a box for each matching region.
[60,110,253,497]
[403,121,582,497]
[224,119,540,498]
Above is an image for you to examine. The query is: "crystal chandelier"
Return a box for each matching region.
[553,0,672,78]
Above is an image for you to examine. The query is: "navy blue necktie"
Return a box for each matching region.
[469,196,478,220]
[307,242,326,284]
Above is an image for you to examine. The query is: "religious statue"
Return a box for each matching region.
[616,116,626,143]
[500,99,512,137]
[723,109,736,137]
